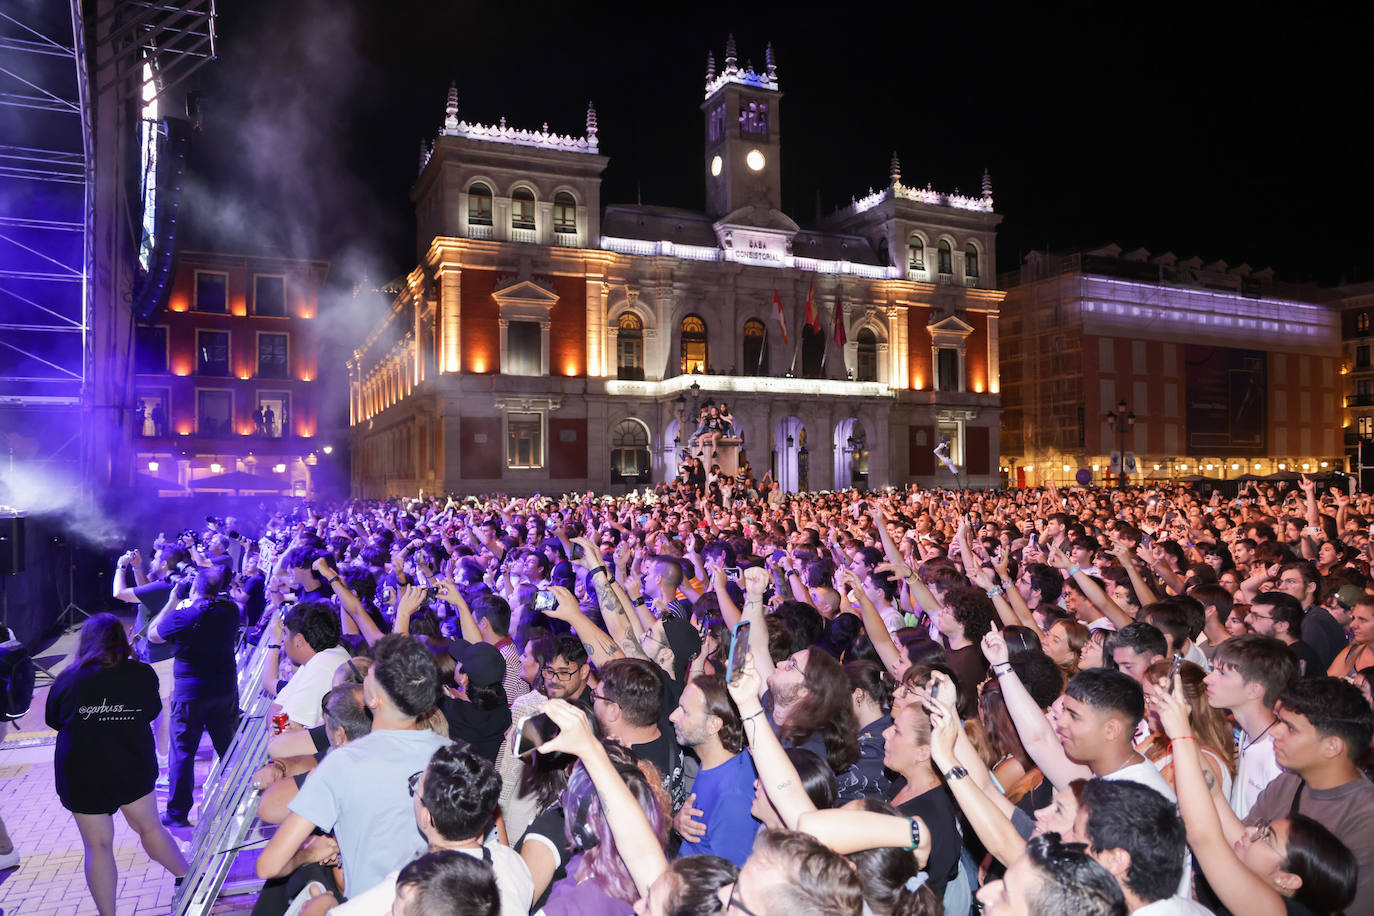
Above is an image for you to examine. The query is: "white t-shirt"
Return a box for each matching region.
[332,839,533,916]
[1134,897,1215,915]
[275,645,351,727]
[1230,728,1283,820]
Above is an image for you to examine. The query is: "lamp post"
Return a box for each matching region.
[1105,399,1135,488]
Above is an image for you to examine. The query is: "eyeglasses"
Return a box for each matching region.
[726,882,761,916]
[1248,819,1280,851]
[1247,612,1273,621]
[407,771,423,796]
[542,666,581,682]
[591,691,613,705]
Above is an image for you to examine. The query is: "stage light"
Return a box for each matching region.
[210,462,222,473]
[322,445,333,455]
[148,460,159,471]
[274,463,286,473]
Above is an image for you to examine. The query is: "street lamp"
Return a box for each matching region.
[1105,399,1135,488]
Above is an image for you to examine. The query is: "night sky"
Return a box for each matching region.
[182,2,1370,289]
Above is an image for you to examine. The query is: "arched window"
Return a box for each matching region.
[965,243,980,280]
[680,314,708,375]
[907,233,924,275]
[467,182,493,226]
[611,419,650,484]
[616,312,644,380]
[742,318,768,376]
[511,187,535,230]
[937,239,952,275]
[856,328,878,382]
[553,192,577,234]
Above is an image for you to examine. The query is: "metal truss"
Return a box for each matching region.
[0,3,91,406]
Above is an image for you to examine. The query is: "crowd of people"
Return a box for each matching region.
[28,472,1374,916]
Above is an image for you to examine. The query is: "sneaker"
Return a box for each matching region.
[283,881,326,916]
[0,848,18,870]
[160,812,191,828]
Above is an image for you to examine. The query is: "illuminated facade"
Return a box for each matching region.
[1000,246,1342,487]
[131,251,331,496]
[349,40,1003,497]
[1330,281,1374,473]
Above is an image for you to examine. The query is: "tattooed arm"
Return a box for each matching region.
[573,537,648,660]
[543,585,623,669]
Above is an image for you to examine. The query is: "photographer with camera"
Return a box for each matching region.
[146,564,242,828]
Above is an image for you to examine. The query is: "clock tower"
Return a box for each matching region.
[702,36,782,219]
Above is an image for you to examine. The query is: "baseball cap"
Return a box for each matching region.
[1335,585,1368,610]
[450,641,506,688]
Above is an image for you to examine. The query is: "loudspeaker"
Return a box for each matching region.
[0,515,25,576]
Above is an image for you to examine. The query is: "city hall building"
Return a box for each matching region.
[349,40,1004,497]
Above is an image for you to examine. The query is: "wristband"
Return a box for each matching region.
[742,709,766,723]
[267,643,281,650]
[631,596,646,607]
[985,585,1003,599]
[942,765,969,782]
[1067,564,1081,577]
[324,576,339,585]
[905,817,922,851]
[587,565,609,579]
[992,661,1012,675]
[270,759,288,778]
[1169,735,1196,752]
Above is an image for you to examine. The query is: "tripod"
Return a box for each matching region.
[54,546,91,632]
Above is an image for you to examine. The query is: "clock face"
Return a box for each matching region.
[710,155,723,177]
[746,149,766,172]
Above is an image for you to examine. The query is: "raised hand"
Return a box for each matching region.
[981,629,1010,667]
[1146,676,1192,740]
[538,698,600,758]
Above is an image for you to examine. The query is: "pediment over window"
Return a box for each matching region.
[927,313,974,335]
[493,278,560,316]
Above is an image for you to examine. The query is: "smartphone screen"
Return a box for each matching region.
[724,566,742,582]
[727,621,751,685]
[535,589,557,612]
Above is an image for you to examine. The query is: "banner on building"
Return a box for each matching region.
[1184,345,1267,456]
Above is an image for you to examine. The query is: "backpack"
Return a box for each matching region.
[0,629,36,725]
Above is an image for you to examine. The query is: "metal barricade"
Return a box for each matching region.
[173,686,273,916]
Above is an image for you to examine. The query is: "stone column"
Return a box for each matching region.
[439,266,461,373]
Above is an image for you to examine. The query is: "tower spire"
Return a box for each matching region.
[724,33,737,72]
[765,42,776,80]
[706,51,716,82]
[982,168,993,203]
[890,151,901,186]
[586,101,598,151]
[444,81,459,131]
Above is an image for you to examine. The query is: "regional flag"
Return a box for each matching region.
[804,282,820,331]
[833,291,847,348]
[773,289,788,344]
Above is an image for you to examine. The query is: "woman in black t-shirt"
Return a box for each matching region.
[46,613,187,915]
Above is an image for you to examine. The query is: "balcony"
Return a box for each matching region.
[510,227,537,244]
[467,223,493,240]
[1348,394,1374,407]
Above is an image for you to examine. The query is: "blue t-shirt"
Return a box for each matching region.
[157,597,239,701]
[678,751,760,866]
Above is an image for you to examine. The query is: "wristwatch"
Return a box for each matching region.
[943,765,969,782]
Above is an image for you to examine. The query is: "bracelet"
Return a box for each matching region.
[742,709,766,723]
[269,759,288,778]
[631,596,646,607]
[985,585,1004,599]
[943,765,970,782]
[992,661,1013,675]
[267,643,281,650]
[1067,564,1081,577]
[324,576,339,585]
[905,817,922,851]
[587,565,609,579]
[1169,735,1196,752]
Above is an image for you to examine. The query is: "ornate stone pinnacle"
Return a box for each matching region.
[725,33,737,70]
[890,151,901,186]
[765,42,776,78]
[982,168,993,200]
[706,51,716,81]
[444,81,458,130]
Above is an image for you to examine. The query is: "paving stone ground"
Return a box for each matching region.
[0,625,259,916]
